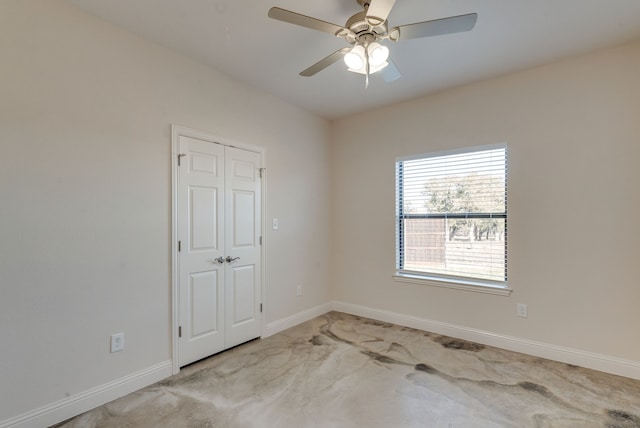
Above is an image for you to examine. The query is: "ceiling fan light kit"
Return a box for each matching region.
[268,0,477,86]
[344,42,389,74]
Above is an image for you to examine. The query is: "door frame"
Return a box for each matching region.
[170,124,266,374]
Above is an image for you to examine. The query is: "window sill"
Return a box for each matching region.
[393,272,512,296]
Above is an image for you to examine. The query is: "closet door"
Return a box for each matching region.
[224,147,262,348]
[178,136,226,366]
[177,136,262,367]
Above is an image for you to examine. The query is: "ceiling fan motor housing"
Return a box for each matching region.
[344,11,388,45]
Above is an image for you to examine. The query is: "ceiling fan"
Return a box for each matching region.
[268,0,477,86]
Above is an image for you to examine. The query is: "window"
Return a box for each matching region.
[395,144,509,294]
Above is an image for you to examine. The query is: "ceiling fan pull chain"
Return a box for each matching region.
[365,44,370,89]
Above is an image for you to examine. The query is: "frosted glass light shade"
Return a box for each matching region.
[344,45,365,70]
[367,43,389,67]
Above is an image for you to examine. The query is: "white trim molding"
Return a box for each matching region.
[393,273,512,296]
[331,300,640,381]
[0,360,172,428]
[264,302,333,338]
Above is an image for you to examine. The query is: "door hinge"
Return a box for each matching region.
[259,236,262,245]
[177,153,186,166]
[259,168,265,178]
[178,241,182,252]
[178,326,182,338]
[260,303,263,313]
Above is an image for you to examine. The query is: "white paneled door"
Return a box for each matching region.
[177,135,262,367]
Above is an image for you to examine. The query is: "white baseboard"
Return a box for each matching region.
[264,302,333,338]
[1,360,172,428]
[6,302,639,428]
[331,300,640,381]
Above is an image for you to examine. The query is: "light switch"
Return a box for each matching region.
[272,218,279,230]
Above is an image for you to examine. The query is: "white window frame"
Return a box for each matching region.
[394,144,512,296]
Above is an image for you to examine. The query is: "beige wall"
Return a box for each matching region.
[0,0,330,420]
[331,40,640,361]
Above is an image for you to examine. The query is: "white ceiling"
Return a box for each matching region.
[67,0,640,120]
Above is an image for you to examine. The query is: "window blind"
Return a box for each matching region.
[396,145,507,284]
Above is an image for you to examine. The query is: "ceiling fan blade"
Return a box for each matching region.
[389,13,477,41]
[381,58,401,83]
[268,7,345,36]
[300,48,351,77]
[366,0,396,26]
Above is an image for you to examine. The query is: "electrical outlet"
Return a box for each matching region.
[272,218,279,230]
[517,304,528,318]
[296,285,302,296]
[110,332,125,353]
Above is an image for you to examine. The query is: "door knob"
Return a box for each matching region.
[213,257,225,264]
[225,256,240,263]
